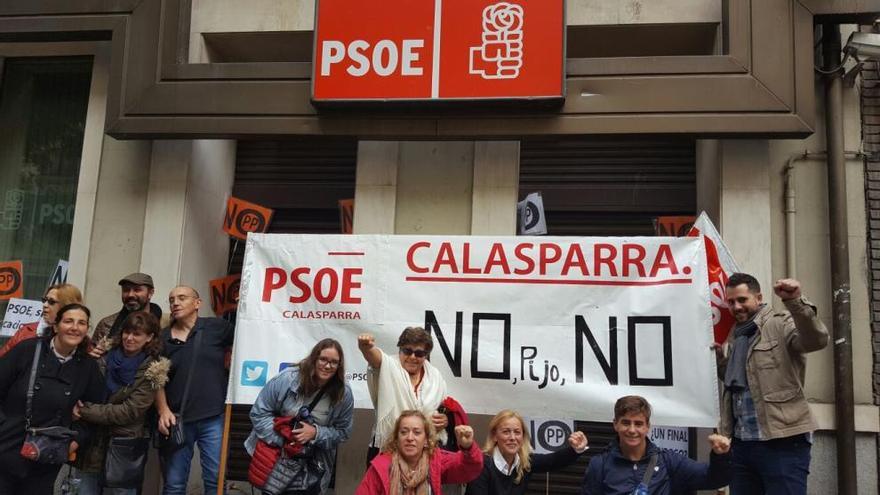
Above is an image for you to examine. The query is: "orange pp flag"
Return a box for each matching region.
[0,261,24,300]
[339,199,354,234]
[223,197,274,240]
[654,216,696,237]
[209,274,241,316]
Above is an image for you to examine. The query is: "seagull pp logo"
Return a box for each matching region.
[241,360,268,386]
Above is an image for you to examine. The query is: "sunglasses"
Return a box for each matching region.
[399,347,428,358]
[41,297,59,305]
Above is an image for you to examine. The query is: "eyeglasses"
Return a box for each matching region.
[317,357,340,369]
[399,347,428,358]
[41,297,59,305]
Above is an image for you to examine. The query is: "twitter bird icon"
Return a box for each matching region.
[241,360,268,386]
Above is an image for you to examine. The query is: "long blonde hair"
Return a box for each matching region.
[483,410,533,484]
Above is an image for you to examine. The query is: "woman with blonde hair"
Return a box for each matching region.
[465,410,588,495]
[0,283,83,358]
[357,410,483,495]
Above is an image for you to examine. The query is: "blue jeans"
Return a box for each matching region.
[160,413,224,495]
[730,435,811,495]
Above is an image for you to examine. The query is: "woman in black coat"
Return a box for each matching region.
[0,303,104,494]
[465,409,588,495]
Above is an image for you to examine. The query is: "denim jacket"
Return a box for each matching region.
[245,366,354,493]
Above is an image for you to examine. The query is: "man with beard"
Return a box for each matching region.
[92,272,162,343]
[718,273,828,494]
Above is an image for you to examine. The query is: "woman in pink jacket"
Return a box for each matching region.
[356,410,483,495]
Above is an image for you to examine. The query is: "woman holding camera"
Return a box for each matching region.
[358,327,448,463]
[246,338,354,495]
[356,410,483,494]
[0,303,103,494]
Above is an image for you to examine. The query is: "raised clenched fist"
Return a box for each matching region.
[773,279,801,301]
[454,425,475,449]
[358,333,375,351]
[707,433,731,454]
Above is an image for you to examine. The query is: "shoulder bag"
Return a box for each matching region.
[155,328,203,451]
[19,339,78,464]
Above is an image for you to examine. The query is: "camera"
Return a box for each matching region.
[286,406,314,457]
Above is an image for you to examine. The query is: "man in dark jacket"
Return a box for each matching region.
[92,272,162,344]
[581,395,731,495]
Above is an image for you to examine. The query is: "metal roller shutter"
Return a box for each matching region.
[520,137,696,236]
[225,138,357,483]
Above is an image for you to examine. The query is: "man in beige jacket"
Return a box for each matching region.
[717,273,828,494]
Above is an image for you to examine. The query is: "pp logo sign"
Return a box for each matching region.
[223,197,274,241]
[209,274,241,316]
[0,261,24,300]
[527,418,572,454]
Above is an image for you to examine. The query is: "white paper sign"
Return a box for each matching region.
[518,192,547,235]
[227,234,719,427]
[1,298,43,337]
[48,259,69,288]
[526,417,574,454]
[650,425,689,456]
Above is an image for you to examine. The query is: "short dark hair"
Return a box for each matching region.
[397,326,433,353]
[614,395,652,423]
[53,303,92,353]
[725,272,761,293]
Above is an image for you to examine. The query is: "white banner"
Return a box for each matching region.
[228,234,719,427]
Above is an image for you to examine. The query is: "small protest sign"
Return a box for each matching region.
[0,260,23,300]
[209,274,241,316]
[654,216,696,237]
[525,417,574,455]
[1,298,42,337]
[517,192,547,235]
[47,259,69,288]
[223,197,274,240]
[339,199,354,234]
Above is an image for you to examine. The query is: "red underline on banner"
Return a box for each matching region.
[404,276,693,286]
[327,252,365,256]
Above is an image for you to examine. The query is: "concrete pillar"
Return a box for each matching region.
[695,139,721,225]
[394,141,474,235]
[471,141,519,235]
[353,141,399,234]
[139,140,235,304]
[719,139,773,290]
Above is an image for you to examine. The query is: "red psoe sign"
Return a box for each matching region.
[312,0,565,102]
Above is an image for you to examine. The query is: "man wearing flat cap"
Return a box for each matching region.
[92,272,163,343]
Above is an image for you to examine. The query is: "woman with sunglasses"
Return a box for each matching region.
[0,303,104,494]
[0,283,83,358]
[358,327,448,464]
[245,338,353,495]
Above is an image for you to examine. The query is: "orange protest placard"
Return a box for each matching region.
[339,199,354,234]
[223,197,274,240]
[654,216,696,237]
[209,274,241,316]
[0,261,24,300]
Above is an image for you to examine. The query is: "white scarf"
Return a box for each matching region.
[368,350,447,447]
